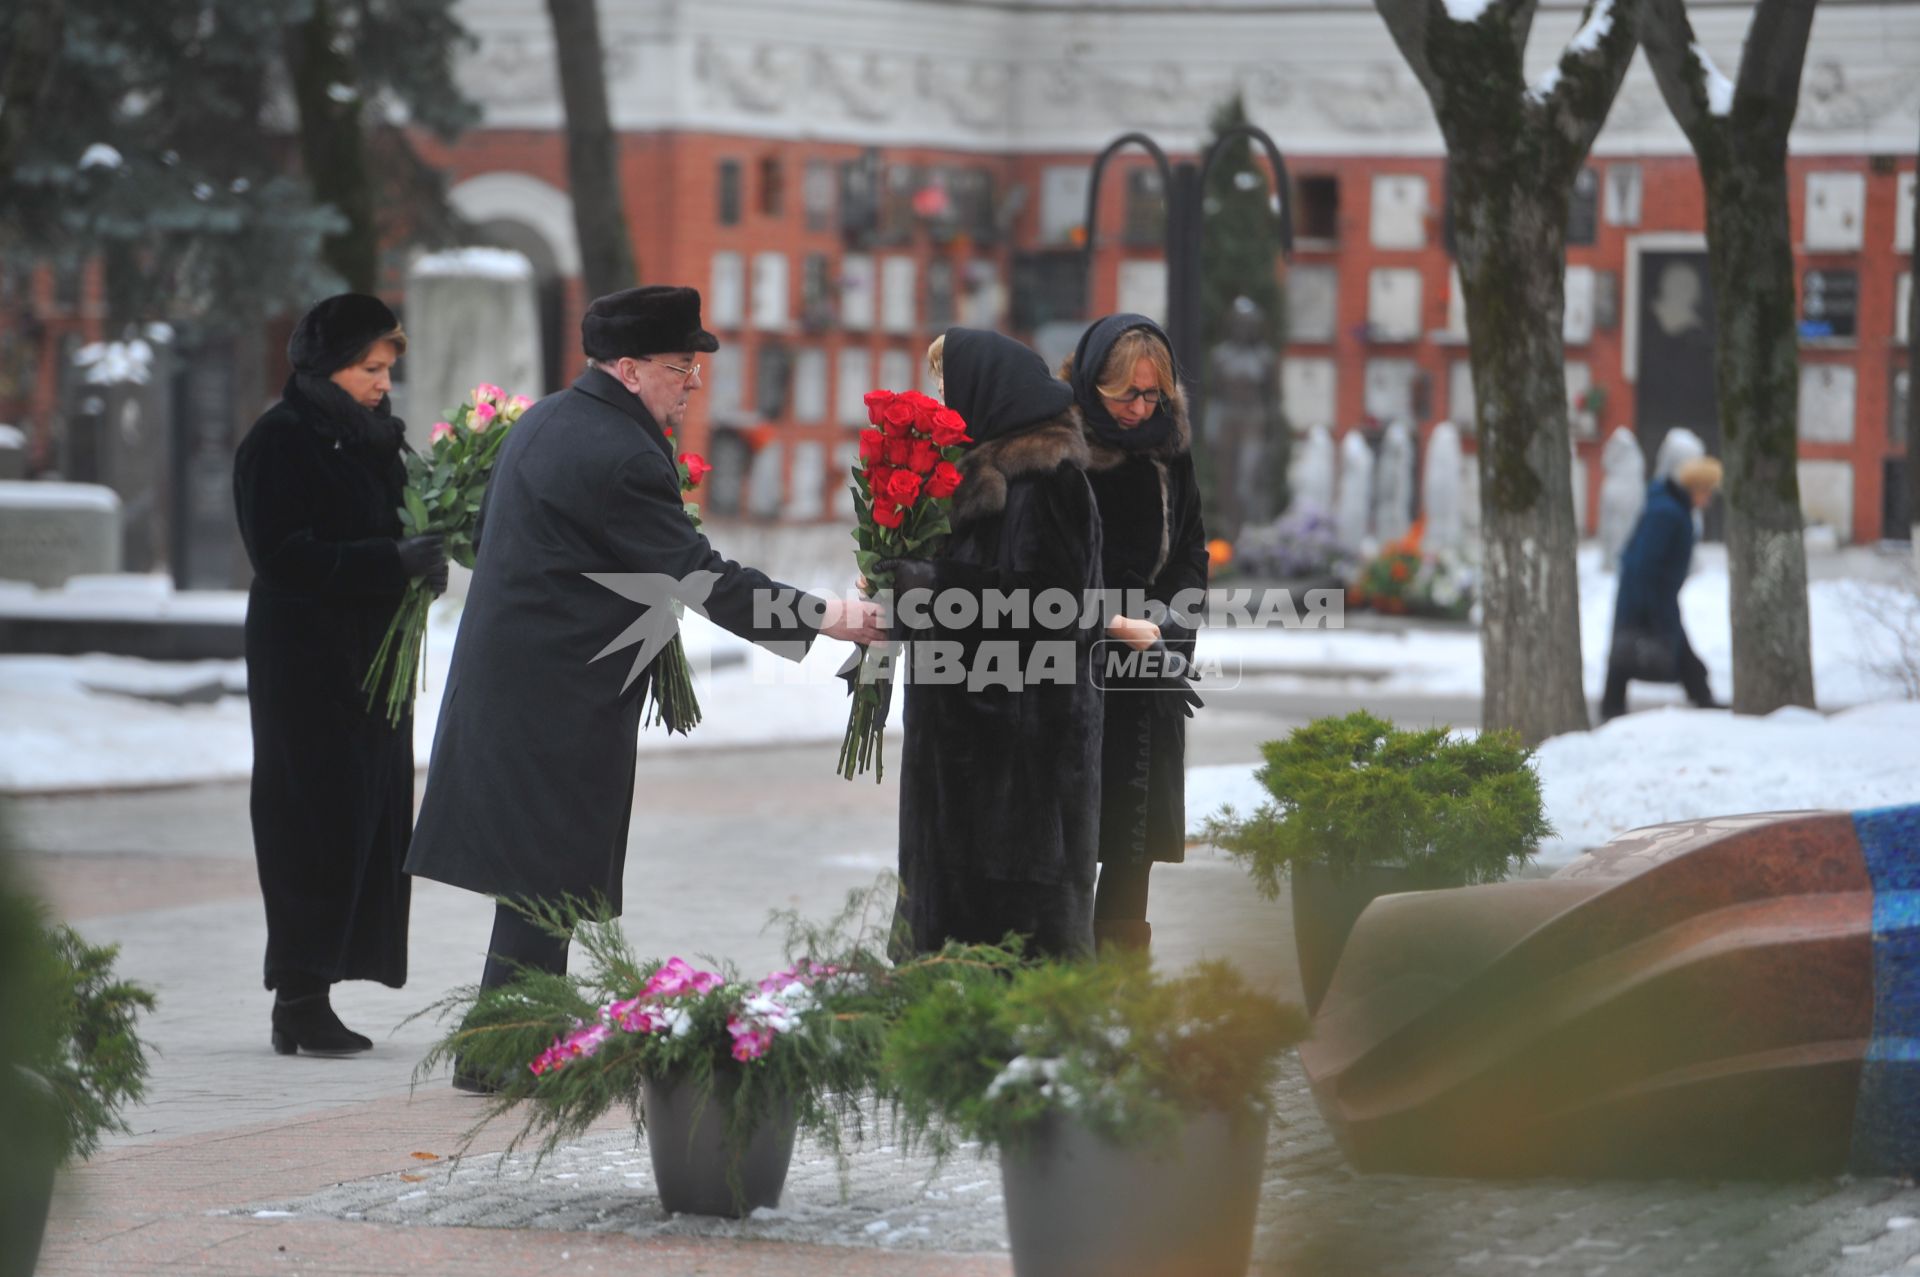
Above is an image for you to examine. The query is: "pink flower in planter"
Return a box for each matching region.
[643,957,723,999]
[726,1018,776,1062]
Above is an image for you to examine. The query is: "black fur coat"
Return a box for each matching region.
[894,414,1105,959]
[232,376,413,991]
[1083,389,1208,866]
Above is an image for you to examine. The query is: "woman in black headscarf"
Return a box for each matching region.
[886,328,1105,959]
[232,294,447,1055]
[1064,314,1208,953]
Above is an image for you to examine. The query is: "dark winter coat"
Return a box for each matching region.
[894,329,1104,959]
[233,374,414,991]
[1080,386,1208,867]
[405,368,817,915]
[1608,478,1696,681]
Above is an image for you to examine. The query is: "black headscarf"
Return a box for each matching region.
[1068,313,1179,454]
[284,293,406,455]
[940,327,1076,446]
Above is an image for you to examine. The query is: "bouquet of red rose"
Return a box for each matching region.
[838,389,968,781]
[363,382,530,725]
[642,450,713,735]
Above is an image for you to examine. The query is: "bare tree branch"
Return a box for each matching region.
[0,0,65,188]
[1376,0,1445,103]
[1734,0,1819,143]
[1540,0,1642,173]
[1639,0,1716,153]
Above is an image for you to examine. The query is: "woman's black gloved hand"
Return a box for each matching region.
[397,534,447,579]
[1144,638,1205,719]
[872,557,937,596]
[421,561,450,598]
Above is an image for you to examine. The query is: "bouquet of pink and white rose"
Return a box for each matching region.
[362,382,530,725]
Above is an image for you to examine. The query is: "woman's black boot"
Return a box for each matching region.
[271,991,373,1056]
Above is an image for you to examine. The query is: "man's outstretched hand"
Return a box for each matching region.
[817,594,889,646]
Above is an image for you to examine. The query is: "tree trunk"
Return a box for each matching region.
[1454,153,1590,743]
[1701,157,1815,711]
[545,0,636,298]
[1910,127,1919,576]
[0,0,64,189]
[286,0,377,293]
[1638,0,1817,714]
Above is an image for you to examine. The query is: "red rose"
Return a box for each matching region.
[871,499,905,529]
[858,428,886,464]
[886,469,923,505]
[929,407,970,448]
[884,436,913,466]
[863,390,897,427]
[882,398,917,437]
[927,460,963,499]
[908,439,940,474]
[677,452,712,488]
[868,464,895,495]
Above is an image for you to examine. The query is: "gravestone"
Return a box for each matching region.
[1290,424,1336,517]
[1421,421,1463,555]
[1301,805,1920,1179]
[169,341,242,589]
[1598,427,1647,570]
[1206,298,1283,536]
[0,481,121,586]
[1335,430,1374,553]
[1652,425,1705,480]
[1372,421,1415,545]
[0,424,24,480]
[404,248,541,451]
[64,334,175,572]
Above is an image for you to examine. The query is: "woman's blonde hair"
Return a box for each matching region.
[355,326,409,362]
[926,334,945,385]
[1094,328,1175,402]
[1675,455,1723,494]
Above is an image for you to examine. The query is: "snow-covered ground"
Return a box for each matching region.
[3,545,1917,868]
[1188,699,1920,867]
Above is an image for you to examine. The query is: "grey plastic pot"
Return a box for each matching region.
[641,1069,797,1217]
[998,1107,1268,1277]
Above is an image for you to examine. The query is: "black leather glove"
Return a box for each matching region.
[422,562,450,598]
[873,557,936,595]
[1145,639,1205,719]
[396,534,446,579]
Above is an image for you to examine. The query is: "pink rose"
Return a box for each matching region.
[473,383,506,406]
[430,421,453,443]
[509,394,533,412]
[470,401,498,431]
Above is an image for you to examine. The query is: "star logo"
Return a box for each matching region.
[583,570,721,691]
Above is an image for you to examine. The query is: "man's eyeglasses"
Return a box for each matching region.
[1103,387,1163,407]
[638,356,701,383]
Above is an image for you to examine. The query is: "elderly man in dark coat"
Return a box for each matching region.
[1600,455,1723,721]
[406,287,883,1069]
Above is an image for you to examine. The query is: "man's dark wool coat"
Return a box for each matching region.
[894,328,1104,960]
[233,375,414,991]
[405,368,815,915]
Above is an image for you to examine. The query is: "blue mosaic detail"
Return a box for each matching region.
[1851,804,1920,1176]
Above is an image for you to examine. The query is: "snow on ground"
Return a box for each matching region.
[1197,542,1917,708]
[1,544,1916,804]
[1189,701,1920,868]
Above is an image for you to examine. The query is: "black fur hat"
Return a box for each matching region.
[581,285,720,361]
[288,293,404,375]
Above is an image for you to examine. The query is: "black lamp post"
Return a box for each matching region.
[1080,127,1295,435]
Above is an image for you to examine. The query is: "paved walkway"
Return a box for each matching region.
[17,698,1920,1275]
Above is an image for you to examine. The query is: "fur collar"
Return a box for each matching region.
[951,413,1090,528]
[1084,385,1191,472]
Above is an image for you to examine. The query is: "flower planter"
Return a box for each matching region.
[1,1159,55,1277]
[1291,861,1461,1014]
[641,1068,797,1217]
[999,1108,1268,1277]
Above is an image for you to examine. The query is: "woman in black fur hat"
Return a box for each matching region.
[886,328,1105,959]
[232,294,447,1056]
[1064,314,1208,953]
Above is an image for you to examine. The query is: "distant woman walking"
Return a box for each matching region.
[233,294,447,1055]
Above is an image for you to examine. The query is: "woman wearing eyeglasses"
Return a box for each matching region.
[1063,313,1208,953]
